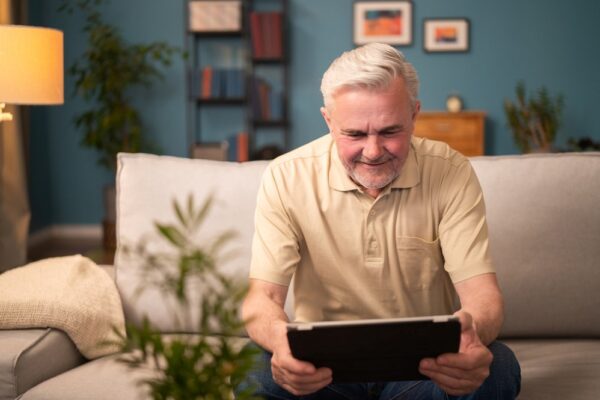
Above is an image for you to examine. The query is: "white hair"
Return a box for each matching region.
[320,43,419,110]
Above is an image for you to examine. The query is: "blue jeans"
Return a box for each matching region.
[235,341,520,399]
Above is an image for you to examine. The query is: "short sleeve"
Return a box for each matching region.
[249,164,302,286]
[438,159,495,282]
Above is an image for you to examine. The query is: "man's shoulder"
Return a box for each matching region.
[411,136,469,168]
[269,134,333,171]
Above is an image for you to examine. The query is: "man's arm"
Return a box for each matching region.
[242,278,289,352]
[242,279,332,395]
[419,273,503,395]
[454,272,504,345]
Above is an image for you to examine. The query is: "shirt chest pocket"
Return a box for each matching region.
[396,237,444,291]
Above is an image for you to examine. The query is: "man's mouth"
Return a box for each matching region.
[357,159,390,166]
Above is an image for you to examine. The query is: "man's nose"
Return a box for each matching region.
[363,135,384,161]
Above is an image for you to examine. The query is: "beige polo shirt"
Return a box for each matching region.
[250,134,495,322]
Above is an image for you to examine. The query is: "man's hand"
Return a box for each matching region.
[242,280,332,396]
[418,311,493,396]
[270,335,332,396]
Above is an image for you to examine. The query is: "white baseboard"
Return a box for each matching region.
[28,224,102,248]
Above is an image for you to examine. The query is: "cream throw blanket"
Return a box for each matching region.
[0,255,126,359]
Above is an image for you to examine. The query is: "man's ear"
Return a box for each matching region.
[412,100,421,122]
[320,106,333,133]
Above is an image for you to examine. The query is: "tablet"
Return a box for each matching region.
[287,315,460,382]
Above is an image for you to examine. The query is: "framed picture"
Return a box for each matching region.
[423,18,470,53]
[189,0,242,33]
[353,1,413,46]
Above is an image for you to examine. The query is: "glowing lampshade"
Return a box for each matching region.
[0,24,63,105]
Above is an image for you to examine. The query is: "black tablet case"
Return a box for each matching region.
[287,317,460,382]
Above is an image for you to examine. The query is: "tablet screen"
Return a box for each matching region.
[287,315,460,382]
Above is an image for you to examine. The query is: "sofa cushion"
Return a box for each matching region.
[115,153,274,332]
[17,352,153,400]
[504,339,600,400]
[470,153,600,337]
[0,328,84,400]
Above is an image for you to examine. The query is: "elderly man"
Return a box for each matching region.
[238,43,521,399]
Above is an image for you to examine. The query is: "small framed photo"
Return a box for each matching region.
[353,1,413,46]
[189,0,242,33]
[423,18,470,53]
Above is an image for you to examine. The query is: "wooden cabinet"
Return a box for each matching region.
[414,111,486,156]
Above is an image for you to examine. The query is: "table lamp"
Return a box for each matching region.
[0,24,64,121]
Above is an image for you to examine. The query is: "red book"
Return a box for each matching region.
[272,12,283,58]
[250,12,264,59]
[201,67,212,99]
[237,132,249,162]
[262,13,274,59]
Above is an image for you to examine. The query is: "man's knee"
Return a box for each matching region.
[486,341,521,398]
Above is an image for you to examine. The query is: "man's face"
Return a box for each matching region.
[321,78,420,196]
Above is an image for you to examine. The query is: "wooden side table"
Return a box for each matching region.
[414,111,486,156]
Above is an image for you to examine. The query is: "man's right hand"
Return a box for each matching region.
[242,279,333,395]
[270,340,333,396]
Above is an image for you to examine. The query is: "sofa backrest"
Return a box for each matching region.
[115,153,272,332]
[470,152,600,338]
[116,151,600,338]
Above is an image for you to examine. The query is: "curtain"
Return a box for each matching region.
[0,0,30,271]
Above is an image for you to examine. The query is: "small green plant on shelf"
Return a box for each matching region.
[59,0,182,170]
[115,195,260,400]
[504,81,564,153]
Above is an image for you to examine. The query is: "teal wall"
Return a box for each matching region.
[28,0,600,230]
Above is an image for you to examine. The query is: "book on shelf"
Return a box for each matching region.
[249,11,283,59]
[226,131,249,162]
[195,67,245,100]
[191,141,228,161]
[201,67,213,99]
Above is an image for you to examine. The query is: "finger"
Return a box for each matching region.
[421,362,489,383]
[436,349,492,370]
[280,366,332,384]
[421,368,480,396]
[272,351,317,375]
[454,310,473,333]
[274,367,332,396]
[279,378,331,397]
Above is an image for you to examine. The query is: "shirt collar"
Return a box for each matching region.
[328,134,420,192]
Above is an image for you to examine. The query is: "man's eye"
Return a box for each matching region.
[382,131,400,137]
[345,132,366,138]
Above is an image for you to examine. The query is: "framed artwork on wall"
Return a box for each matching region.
[353,1,413,46]
[423,18,470,53]
[188,0,242,33]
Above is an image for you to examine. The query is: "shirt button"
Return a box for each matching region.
[370,210,376,216]
[371,242,378,248]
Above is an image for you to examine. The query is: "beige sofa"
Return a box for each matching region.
[1,150,599,399]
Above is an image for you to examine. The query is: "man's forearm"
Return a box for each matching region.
[455,273,504,345]
[461,297,503,345]
[242,282,290,352]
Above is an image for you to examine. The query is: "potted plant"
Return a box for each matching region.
[116,195,260,399]
[60,0,181,250]
[504,81,564,153]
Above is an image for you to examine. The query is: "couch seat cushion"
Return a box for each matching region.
[504,339,600,400]
[0,328,84,400]
[18,352,154,400]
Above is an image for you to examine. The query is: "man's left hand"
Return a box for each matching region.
[418,310,493,396]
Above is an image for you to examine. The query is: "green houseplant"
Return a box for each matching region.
[60,0,180,170]
[504,81,564,153]
[117,195,260,399]
[60,0,181,250]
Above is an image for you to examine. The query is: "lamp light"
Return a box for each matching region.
[0,24,64,121]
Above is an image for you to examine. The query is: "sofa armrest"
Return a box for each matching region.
[0,328,86,399]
